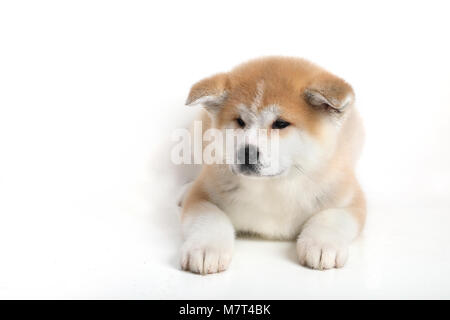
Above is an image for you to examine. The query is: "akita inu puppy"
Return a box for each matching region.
[180,57,365,274]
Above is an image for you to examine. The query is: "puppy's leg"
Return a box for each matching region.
[180,188,235,274]
[297,189,366,270]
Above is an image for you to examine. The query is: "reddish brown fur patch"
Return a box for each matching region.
[186,73,229,105]
[188,57,354,140]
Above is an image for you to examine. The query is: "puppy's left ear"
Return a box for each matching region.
[304,75,354,114]
[185,73,229,114]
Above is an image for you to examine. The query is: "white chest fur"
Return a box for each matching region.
[212,172,324,240]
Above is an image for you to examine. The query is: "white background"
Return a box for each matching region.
[1,0,450,299]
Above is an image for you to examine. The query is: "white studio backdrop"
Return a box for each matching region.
[1,1,450,299]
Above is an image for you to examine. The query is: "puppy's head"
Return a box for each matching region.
[186,57,354,178]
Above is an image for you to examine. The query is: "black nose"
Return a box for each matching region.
[238,145,260,166]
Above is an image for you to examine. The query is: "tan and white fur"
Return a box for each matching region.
[180,57,366,274]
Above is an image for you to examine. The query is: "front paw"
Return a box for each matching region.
[296,233,349,270]
[180,239,233,275]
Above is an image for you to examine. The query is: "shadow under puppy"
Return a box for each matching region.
[179,57,366,274]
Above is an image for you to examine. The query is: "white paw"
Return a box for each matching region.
[180,240,233,275]
[297,231,349,270]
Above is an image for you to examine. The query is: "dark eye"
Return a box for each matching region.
[272,119,290,129]
[236,117,246,128]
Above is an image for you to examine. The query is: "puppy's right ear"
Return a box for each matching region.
[185,73,229,114]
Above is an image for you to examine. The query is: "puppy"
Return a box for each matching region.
[180,57,365,274]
